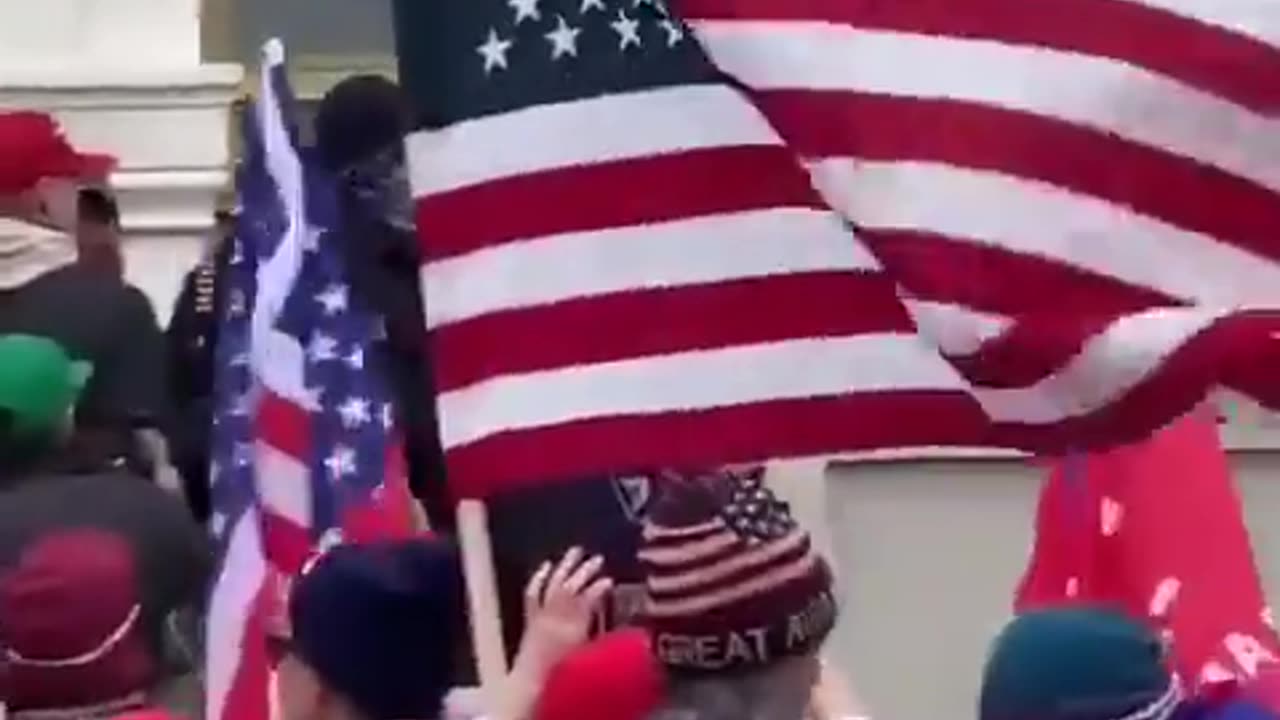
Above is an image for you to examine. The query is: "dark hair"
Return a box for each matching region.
[78,187,120,228]
[314,75,412,172]
[0,408,58,483]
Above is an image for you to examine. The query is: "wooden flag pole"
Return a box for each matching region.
[456,499,509,713]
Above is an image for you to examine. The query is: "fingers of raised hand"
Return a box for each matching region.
[581,575,614,612]
[535,547,610,613]
[563,554,605,597]
[524,560,554,617]
[545,546,585,596]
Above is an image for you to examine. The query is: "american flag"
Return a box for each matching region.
[205,40,412,720]
[397,0,998,499]
[677,0,1280,448]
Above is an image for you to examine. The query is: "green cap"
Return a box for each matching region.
[0,335,91,438]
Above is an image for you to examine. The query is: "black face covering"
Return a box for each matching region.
[342,144,415,234]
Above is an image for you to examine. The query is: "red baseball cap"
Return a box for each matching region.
[0,112,115,195]
[534,629,664,720]
[0,529,153,712]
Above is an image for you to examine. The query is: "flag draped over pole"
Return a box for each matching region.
[395,0,1001,499]
[675,0,1280,449]
[205,40,413,720]
[1017,410,1280,688]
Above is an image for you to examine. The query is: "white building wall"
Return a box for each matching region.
[797,440,1280,720]
[0,0,242,320]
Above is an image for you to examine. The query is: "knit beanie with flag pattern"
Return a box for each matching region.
[639,467,836,674]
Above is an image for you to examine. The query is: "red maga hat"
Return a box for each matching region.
[0,529,153,713]
[0,111,115,195]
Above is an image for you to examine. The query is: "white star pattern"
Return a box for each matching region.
[316,284,348,315]
[300,386,323,412]
[338,397,372,429]
[233,442,255,468]
[611,10,642,50]
[580,0,606,12]
[659,19,684,46]
[230,392,253,417]
[509,0,541,24]
[210,511,228,540]
[345,346,364,370]
[546,15,582,60]
[301,225,322,252]
[477,29,514,74]
[308,333,339,362]
[324,445,358,479]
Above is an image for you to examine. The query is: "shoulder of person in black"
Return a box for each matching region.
[0,264,169,437]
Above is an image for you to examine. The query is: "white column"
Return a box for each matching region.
[0,0,242,319]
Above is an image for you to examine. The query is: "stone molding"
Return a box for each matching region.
[1,63,243,315]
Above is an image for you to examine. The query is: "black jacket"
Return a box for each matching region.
[337,199,452,531]
[0,265,168,474]
[165,244,230,523]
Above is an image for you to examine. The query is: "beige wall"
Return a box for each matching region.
[821,452,1280,720]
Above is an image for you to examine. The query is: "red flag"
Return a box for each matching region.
[1017,410,1280,687]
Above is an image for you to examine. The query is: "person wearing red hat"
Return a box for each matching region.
[531,629,664,720]
[0,112,114,199]
[0,334,211,717]
[0,529,170,719]
[0,110,171,483]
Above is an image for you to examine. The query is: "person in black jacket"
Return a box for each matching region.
[313,75,452,532]
[0,222,171,481]
[165,210,234,523]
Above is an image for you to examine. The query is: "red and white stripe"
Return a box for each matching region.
[206,40,315,720]
[409,81,1009,498]
[677,0,1280,448]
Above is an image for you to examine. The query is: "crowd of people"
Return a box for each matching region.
[4,76,1280,720]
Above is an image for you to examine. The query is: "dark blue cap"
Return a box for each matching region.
[289,538,462,720]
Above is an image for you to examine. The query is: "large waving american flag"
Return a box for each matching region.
[676,0,1280,448]
[395,0,999,498]
[205,40,412,720]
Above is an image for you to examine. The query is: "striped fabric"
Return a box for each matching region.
[399,0,998,498]
[677,0,1280,448]
[205,40,412,720]
[637,469,834,671]
[640,472,816,619]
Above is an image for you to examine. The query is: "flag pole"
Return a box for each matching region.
[456,499,509,711]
